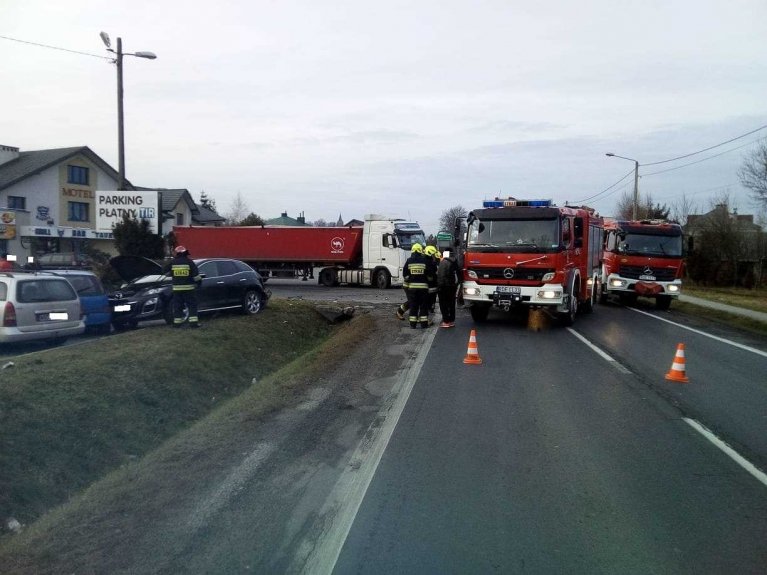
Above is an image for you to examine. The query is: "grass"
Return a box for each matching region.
[672,299,767,337]
[0,299,335,530]
[683,284,767,314]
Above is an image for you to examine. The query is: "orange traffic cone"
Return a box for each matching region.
[664,343,689,383]
[463,329,483,364]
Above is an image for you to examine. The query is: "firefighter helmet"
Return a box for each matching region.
[424,245,437,257]
[411,243,423,254]
[174,245,188,255]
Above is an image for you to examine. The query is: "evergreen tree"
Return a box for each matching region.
[111,214,165,258]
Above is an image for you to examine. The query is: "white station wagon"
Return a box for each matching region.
[0,272,85,344]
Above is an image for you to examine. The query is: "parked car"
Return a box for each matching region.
[0,271,85,344]
[45,269,112,335]
[108,256,270,329]
[33,252,91,269]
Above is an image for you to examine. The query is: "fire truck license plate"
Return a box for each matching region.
[496,286,521,294]
[639,274,656,280]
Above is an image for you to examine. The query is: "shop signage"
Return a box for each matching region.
[95,191,159,233]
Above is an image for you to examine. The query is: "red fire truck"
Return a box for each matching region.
[600,219,684,309]
[459,198,604,325]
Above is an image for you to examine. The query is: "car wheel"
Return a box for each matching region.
[242,289,263,315]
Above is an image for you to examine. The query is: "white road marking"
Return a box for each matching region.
[292,327,438,575]
[628,307,767,359]
[684,418,767,488]
[566,328,632,374]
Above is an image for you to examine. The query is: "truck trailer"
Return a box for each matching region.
[458,198,604,326]
[173,214,425,289]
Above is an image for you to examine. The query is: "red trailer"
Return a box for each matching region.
[174,226,364,279]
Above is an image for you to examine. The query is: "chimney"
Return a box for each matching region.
[0,145,20,166]
[297,211,306,225]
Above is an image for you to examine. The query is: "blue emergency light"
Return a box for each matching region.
[482,198,552,208]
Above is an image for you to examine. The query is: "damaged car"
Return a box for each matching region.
[108,256,270,330]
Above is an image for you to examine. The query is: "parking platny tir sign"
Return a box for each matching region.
[96,191,159,234]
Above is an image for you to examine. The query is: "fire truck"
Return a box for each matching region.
[459,198,604,325]
[600,219,684,309]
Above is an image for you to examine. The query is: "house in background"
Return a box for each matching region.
[0,145,225,264]
[265,211,308,226]
[0,144,123,262]
[685,203,765,286]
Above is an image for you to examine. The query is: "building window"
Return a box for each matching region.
[68,202,89,222]
[7,196,26,210]
[67,165,89,185]
[176,213,184,225]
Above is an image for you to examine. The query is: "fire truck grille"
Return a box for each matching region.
[470,267,554,282]
[620,265,677,281]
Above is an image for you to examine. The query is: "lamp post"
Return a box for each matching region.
[100,32,156,191]
[605,152,639,220]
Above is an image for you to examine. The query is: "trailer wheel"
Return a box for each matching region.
[374,269,391,289]
[319,268,337,287]
[470,303,490,322]
[656,295,672,310]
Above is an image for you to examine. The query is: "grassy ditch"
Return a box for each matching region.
[672,300,767,337]
[683,284,767,315]
[0,299,334,531]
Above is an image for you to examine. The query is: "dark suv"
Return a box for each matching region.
[108,256,270,329]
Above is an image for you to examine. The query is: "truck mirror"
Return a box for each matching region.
[574,217,584,239]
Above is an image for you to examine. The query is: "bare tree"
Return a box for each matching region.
[313,219,329,227]
[738,139,767,208]
[614,191,669,220]
[439,205,468,237]
[224,192,250,225]
[670,192,697,226]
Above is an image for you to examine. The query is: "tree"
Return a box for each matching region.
[670,193,696,226]
[199,190,217,212]
[224,192,250,225]
[239,212,265,226]
[439,205,468,238]
[738,140,767,208]
[614,191,669,220]
[313,219,329,227]
[111,214,165,258]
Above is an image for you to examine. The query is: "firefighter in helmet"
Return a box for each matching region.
[396,242,421,320]
[169,245,202,328]
[424,245,440,316]
[402,242,435,328]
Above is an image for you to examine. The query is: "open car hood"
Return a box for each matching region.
[109,255,165,282]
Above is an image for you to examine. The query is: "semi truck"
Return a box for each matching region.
[458,198,604,325]
[173,214,425,289]
[600,218,684,309]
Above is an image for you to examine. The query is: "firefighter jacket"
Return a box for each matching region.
[403,253,435,291]
[169,255,201,291]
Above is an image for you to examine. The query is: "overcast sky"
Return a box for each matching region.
[3,0,766,233]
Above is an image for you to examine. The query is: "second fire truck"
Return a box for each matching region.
[600,219,684,309]
[458,198,604,326]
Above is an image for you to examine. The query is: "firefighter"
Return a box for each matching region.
[437,250,460,327]
[403,242,435,328]
[424,245,440,315]
[169,245,202,328]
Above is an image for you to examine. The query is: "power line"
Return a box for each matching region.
[642,138,763,177]
[573,168,634,204]
[642,124,767,166]
[0,34,111,60]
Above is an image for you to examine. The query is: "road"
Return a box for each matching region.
[7,279,767,573]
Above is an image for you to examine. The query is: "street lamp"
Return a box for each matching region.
[605,152,639,220]
[100,32,156,191]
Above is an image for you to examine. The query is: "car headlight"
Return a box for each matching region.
[467,270,478,279]
[542,272,555,282]
[610,279,627,288]
[537,289,562,299]
[464,287,480,296]
[144,288,161,296]
[667,284,680,293]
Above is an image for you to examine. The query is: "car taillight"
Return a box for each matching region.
[3,301,16,327]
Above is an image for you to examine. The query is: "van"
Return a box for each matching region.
[0,272,85,343]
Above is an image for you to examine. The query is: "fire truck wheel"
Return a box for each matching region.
[656,295,672,310]
[581,283,596,314]
[470,303,490,322]
[559,287,578,326]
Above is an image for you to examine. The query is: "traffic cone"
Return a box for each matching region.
[664,343,689,383]
[463,329,483,364]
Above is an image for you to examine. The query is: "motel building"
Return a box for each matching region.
[0,144,219,266]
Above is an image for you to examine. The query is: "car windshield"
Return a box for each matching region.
[467,218,559,252]
[620,233,683,256]
[395,231,426,251]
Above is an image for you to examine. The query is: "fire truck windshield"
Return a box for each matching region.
[467,218,559,252]
[618,233,683,257]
